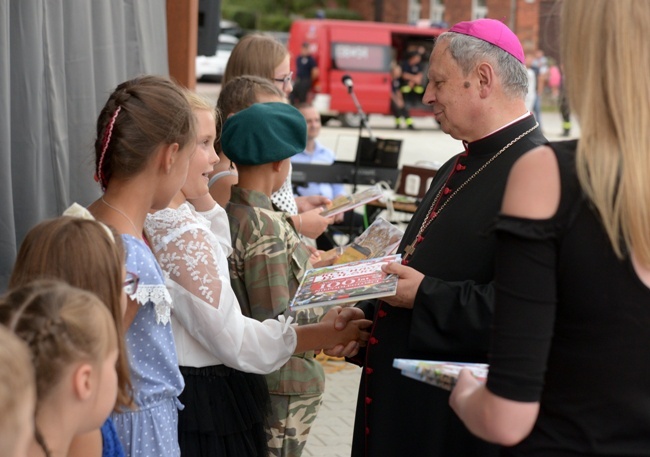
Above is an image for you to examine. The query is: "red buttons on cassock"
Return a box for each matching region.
[443,187,451,195]
[378,310,387,318]
[365,397,372,405]
[369,337,379,345]
[365,367,374,375]
[456,163,467,171]
[366,427,370,435]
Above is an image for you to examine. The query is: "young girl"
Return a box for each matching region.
[221,33,332,240]
[87,75,195,456]
[0,280,119,457]
[9,214,134,457]
[0,325,35,457]
[145,89,370,457]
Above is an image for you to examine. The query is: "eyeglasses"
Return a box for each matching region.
[274,71,293,91]
[123,271,140,296]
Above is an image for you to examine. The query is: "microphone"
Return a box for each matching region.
[342,74,353,93]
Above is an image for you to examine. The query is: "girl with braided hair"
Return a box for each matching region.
[86,75,196,456]
[0,325,35,457]
[0,280,119,457]
[9,214,134,457]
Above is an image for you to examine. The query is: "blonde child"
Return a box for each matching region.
[0,325,36,457]
[144,89,369,457]
[87,75,195,456]
[9,214,134,457]
[0,280,118,457]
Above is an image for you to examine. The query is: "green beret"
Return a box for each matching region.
[221,102,307,165]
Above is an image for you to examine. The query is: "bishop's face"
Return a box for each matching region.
[423,41,483,142]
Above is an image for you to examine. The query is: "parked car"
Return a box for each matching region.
[219,19,244,38]
[196,34,239,81]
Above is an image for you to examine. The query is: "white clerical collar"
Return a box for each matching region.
[463,112,533,148]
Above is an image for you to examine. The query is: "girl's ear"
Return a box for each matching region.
[159,143,181,174]
[72,363,94,401]
[271,160,283,172]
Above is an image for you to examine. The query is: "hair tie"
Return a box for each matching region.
[96,106,121,191]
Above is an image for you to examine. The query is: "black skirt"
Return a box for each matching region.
[178,365,271,457]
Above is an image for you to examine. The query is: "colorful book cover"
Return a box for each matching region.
[393,359,489,391]
[290,254,402,310]
[333,217,403,265]
[320,185,384,218]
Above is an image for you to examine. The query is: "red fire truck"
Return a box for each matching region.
[288,19,446,127]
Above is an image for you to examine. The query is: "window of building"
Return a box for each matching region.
[429,0,445,24]
[472,0,488,19]
[408,0,422,24]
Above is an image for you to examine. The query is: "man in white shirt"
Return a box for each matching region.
[292,104,365,249]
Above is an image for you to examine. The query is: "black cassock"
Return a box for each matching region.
[349,115,546,457]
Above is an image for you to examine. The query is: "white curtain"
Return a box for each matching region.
[0,0,169,289]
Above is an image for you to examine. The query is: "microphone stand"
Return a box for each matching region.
[344,82,376,242]
[345,85,376,194]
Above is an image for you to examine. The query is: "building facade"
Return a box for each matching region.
[347,0,560,59]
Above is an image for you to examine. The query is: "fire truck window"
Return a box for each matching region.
[331,43,391,72]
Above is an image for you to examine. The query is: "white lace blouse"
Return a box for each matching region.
[145,202,297,372]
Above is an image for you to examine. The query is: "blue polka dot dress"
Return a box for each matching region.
[111,235,185,457]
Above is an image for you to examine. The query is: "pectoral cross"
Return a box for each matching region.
[404,242,417,257]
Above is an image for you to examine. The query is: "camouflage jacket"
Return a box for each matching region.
[226,186,325,395]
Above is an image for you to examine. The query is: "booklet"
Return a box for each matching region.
[393,359,489,391]
[333,217,403,265]
[320,185,384,218]
[290,254,402,310]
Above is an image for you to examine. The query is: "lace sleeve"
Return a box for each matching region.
[147,206,224,309]
[196,202,233,258]
[146,205,297,373]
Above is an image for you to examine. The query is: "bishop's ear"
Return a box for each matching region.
[476,62,495,97]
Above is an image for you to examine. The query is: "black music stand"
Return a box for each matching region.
[356,137,403,170]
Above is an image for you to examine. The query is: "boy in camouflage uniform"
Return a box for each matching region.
[222,101,326,457]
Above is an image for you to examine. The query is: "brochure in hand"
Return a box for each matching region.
[320,185,384,218]
[333,217,403,265]
[290,254,402,310]
[393,359,489,391]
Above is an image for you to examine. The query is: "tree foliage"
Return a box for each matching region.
[222,0,354,31]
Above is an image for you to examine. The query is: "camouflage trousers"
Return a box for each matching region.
[267,392,323,457]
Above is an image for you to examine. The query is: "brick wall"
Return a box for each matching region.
[349,0,373,21]
[346,0,543,52]
[383,1,407,23]
[515,0,541,53]
[445,0,473,25]
[348,0,408,23]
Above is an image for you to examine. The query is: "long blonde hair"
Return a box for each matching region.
[223,34,289,85]
[562,0,650,265]
[0,280,118,457]
[9,216,133,410]
[0,325,35,457]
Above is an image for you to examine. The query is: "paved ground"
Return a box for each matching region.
[303,357,361,457]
